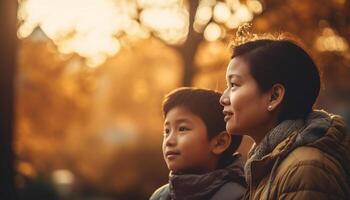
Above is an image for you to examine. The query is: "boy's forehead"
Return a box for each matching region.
[164,106,198,124]
[164,118,190,125]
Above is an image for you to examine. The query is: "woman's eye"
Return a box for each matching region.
[230,82,238,87]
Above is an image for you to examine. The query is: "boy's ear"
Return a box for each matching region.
[211,131,231,155]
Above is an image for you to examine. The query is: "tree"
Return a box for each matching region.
[0,0,18,199]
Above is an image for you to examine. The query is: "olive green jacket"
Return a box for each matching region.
[245,111,350,200]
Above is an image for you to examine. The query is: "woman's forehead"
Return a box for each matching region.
[226,57,250,78]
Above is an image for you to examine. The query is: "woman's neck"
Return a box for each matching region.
[249,119,279,145]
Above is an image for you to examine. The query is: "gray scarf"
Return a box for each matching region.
[244,119,304,180]
[169,154,245,200]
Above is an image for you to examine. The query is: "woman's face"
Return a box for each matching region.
[220,57,271,136]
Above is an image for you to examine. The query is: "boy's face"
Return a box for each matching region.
[162,106,216,174]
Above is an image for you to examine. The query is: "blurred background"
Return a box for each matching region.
[1,0,350,199]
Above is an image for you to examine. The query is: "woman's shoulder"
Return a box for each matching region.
[149,184,170,200]
[276,146,336,177]
[284,146,324,163]
[275,145,347,191]
[281,145,342,170]
[273,146,350,198]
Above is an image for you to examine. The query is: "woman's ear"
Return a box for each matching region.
[267,83,285,111]
[211,131,231,155]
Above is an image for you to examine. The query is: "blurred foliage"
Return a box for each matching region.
[17,175,59,200]
[15,0,350,199]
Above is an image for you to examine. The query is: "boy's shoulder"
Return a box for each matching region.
[211,181,246,200]
[149,184,170,200]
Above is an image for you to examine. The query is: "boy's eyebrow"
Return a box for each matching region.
[164,118,191,125]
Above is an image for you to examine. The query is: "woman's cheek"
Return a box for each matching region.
[230,93,242,111]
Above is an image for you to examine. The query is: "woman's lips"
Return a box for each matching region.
[223,110,233,122]
[224,115,232,122]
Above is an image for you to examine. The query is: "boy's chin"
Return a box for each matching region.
[167,165,202,175]
[167,164,184,174]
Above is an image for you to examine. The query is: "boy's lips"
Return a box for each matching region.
[165,150,180,159]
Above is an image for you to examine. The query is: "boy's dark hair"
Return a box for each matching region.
[162,87,242,168]
[232,39,321,122]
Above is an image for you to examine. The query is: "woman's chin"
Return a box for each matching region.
[226,124,243,135]
[226,123,236,134]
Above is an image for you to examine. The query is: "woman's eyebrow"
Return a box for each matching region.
[228,74,242,80]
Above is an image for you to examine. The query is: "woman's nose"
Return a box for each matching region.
[220,92,230,106]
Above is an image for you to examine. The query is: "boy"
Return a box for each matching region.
[150,87,246,200]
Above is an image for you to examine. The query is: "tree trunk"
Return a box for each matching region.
[179,0,202,86]
[0,0,18,199]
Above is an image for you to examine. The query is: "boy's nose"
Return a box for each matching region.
[165,133,177,147]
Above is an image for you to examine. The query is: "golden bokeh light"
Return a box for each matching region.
[213,2,231,23]
[18,0,189,66]
[18,162,36,177]
[225,15,241,29]
[137,0,180,8]
[315,27,349,52]
[247,0,263,14]
[52,169,75,185]
[235,4,254,23]
[226,0,241,11]
[140,6,189,45]
[204,22,222,41]
[195,6,212,25]
[194,0,262,35]
[18,0,262,66]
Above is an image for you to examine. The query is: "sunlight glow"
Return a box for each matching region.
[140,6,189,45]
[247,0,263,14]
[18,0,189,66]
[137,0,180,8]
[226,0,241,11]
[195,0,262,35]
[213,2,231,23]
[235,4,254,22]
[196,6,212,25]
[18,162,36,177]
[225,15,241,29]
[52,169,75,185]
[315,28,349,52]
[204,22,221,41]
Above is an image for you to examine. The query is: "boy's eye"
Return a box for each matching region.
[178,126,189,132]
[163,128,170,136]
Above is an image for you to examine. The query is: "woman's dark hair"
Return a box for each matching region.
[232,39,321,121]
[163,87,242,168]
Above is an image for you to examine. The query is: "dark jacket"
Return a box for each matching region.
[244,110,350,200]
[150,154,246,200]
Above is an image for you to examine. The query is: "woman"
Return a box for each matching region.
[220,38,350,199]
